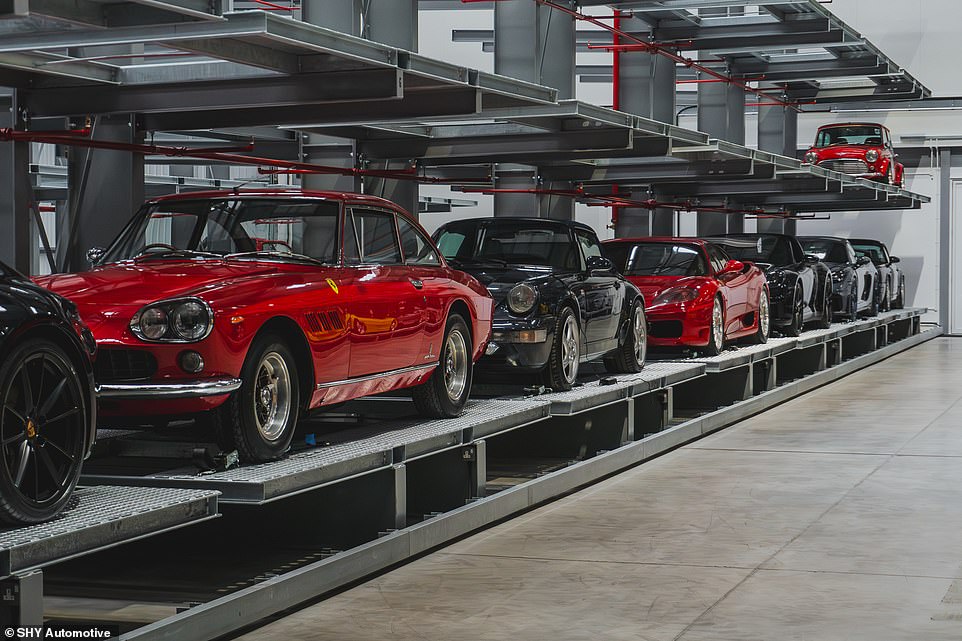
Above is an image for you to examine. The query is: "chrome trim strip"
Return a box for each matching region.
[96,377,242,399]
[315,362,439,390]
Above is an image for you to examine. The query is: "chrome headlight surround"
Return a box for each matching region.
[130,297,214,343]
[804,151,819,164]
[865,149,880,163]
[507,283,538,315]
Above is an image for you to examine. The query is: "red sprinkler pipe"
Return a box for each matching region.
[536,0,800,110]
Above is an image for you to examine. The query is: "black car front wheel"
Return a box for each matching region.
[544,307,580,391]
[0,338,87,525]
[815,280,832,329]
[214,334,300,463]
[783,284,805,337]
[414,313,473,418]
[847,281,859,321]
[605,300,647,374]
[894,276,906,309]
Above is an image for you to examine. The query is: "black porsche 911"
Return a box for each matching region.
[433,218,646,391]
[712,234,833,335]
[0,262,96,524]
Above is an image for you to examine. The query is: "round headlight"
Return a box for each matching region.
[805,151,819,164]
[507,283,538,315]
[171,300,211,341]
[140,307,169,340]
[865,149,879,163]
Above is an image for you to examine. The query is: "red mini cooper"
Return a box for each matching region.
[804,122,904,187]
[37,190,493,462]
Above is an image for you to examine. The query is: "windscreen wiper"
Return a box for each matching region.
[225,251,330,267]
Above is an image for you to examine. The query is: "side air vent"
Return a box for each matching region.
[305,310,345,334]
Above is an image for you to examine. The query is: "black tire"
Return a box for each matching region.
[880,281,891,313]
[0,338,88,524]
[866,279,880,317]
[782,285,805,337]
[543,306,580,391]
[213,334,300,463]
[605,299,647,374]
[894,275,905,309]
[703,296,725,357]
[413,313,473,418]
[815,279,832,329]
[847,281,858,322]
[748,288,770,345]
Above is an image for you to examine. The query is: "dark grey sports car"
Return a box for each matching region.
[712,233,832,336]
[433,218,646,391]
[0,262,97,524]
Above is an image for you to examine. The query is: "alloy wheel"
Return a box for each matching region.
[561,314,580,384]
[711,298,724,350]
[253,352,292,442]
[759,291,770,339]
[1,349,84,510]
[632,305,647,367]
[443,328,469,403]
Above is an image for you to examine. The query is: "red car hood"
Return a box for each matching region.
[36,260,303,308]
[625,275,703,304]
[811,146,872,160]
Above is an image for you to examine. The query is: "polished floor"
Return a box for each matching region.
[239,337,962,641]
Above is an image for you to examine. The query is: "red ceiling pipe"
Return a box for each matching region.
[252,0,296,11]
[539,0,800,110]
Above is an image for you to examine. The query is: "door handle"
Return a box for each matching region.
[409,278,423,289]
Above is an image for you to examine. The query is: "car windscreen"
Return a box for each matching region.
[608,243,708,277]
[714,236,791,266]
[102,198,340,264]
[800,239,848,264]
[815,125,884,147]
[435,221,579,270]
[852,242,888,265]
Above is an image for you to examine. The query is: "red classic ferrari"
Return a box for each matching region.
[603,238,770,355]
[37,190,493,462]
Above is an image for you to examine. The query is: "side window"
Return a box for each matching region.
[707,245,728,274]
[576,230,603,270]
[346,209,401,265]
[397,216,441,266]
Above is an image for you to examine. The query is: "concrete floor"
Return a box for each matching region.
[239,337,962,641]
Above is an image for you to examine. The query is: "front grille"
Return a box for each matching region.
[649,320,683,339]
[818,159,870,175]
[95,349,158,382]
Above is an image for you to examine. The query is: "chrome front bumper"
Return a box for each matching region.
[96,377,242,399]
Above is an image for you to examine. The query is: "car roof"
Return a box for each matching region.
[147,189,408,211]
[849,238,885,246]
[799,236,850,245]
[603,236,709,247]
[817,122,889,131]
[440,217,596,234]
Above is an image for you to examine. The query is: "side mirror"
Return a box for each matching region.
[86,247,106,266]
[721,259,745,274]
[890,256,901,264]
[856,255,872,267]
[586,255,614,273]
[803,253,820,263]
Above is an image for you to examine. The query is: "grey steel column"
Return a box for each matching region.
[696,7,745,236]
[940,148,951,332]
[0,91,30,273]
[495,0,575,219]
[301,0,361,196]
[359,0,419,216]
[65,114,144,272]
[615,16,676,238]
[757,86,798,234]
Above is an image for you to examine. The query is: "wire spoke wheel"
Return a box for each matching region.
[1,347,84,512]
[252,352,292,442]
[443,328,469,403]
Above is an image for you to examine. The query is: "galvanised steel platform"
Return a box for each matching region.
[6,308,930,640]
[0,486,218,627]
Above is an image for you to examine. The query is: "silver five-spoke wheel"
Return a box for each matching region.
[632,304,647,367]
[561,313,580,384]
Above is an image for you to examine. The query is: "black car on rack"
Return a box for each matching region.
[712,233,833,335]
[0,262,97,524]
[433,218,646,391]
[850,238,905,310]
